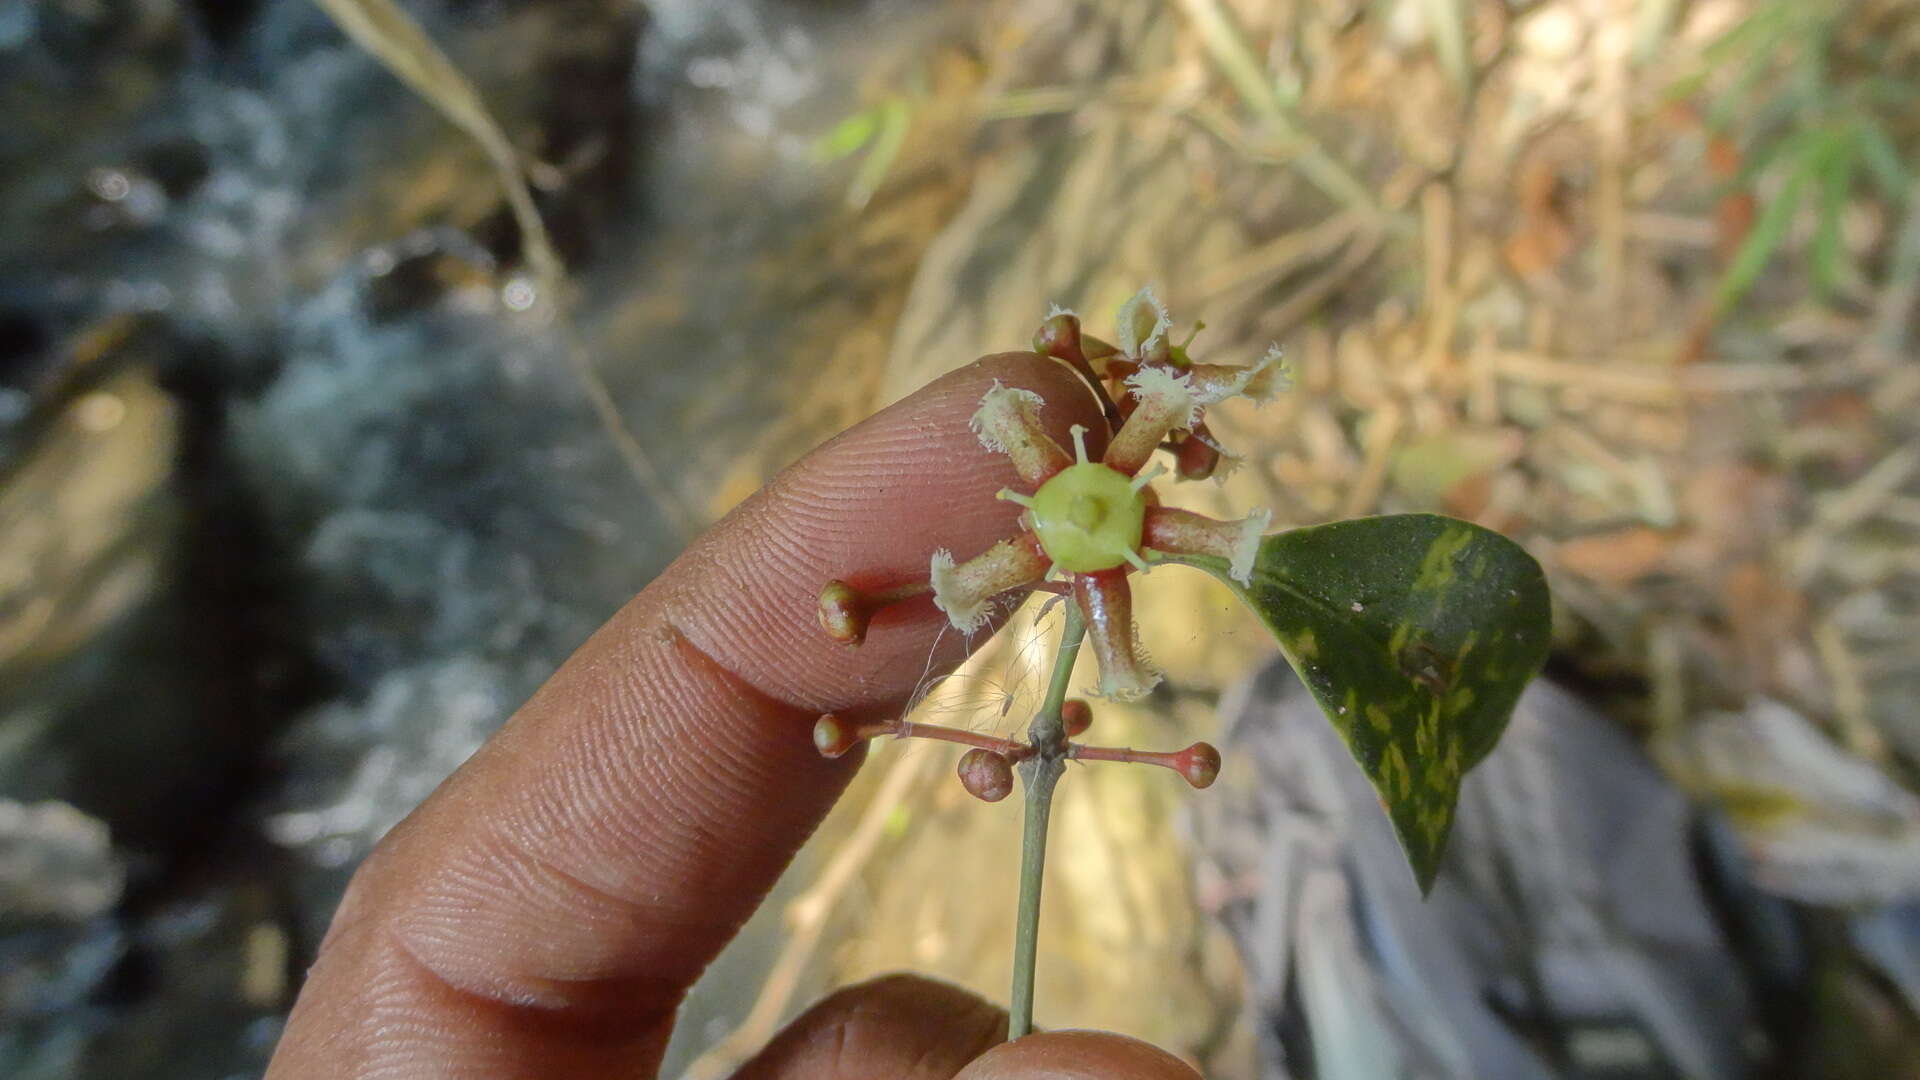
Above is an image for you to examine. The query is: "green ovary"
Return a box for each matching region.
[1030,462,1147,572]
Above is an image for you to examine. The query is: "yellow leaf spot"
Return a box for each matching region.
[1387,744,1412,802]
[1388,621,1413,656]
[1414,527,1474,592]
[1288,627,1321,661]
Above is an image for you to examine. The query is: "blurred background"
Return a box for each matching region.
[2,0,1918,1076]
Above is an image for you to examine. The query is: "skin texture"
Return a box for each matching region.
[266,353,1200,1079]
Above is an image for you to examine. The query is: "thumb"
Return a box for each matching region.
[954,1032,1202,1079]
[269,352,1103,1078]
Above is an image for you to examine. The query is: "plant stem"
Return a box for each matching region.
[1007,604,1085,1040]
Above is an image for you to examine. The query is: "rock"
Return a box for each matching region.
[1657,699,1920,907]
[0,350,198,850]
[0,799,123,921]
[0,800,127,1079]
[1194,663,1756,1080]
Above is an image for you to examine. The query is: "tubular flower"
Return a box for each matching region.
[904,289,1288,700]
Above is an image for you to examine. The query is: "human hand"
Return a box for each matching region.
[265,353,1200,1079]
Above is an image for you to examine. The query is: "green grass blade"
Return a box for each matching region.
[1713,156,1811,317]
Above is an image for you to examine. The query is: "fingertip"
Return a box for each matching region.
[660,349,1105,715]
[729,974,1006,1080]
[268,351,1112,1078]
[953,1030,1201,1080]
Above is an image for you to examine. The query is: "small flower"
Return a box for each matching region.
[902,290,1285,701]
[928,534,1050,633]
[1114,285,1172,361]
[812,291,1272,807]
[957,748,1015,802]
[811,702,1221,791]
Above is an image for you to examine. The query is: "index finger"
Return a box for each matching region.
[268,353,1105,1078]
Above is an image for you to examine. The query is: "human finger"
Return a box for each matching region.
[951,1031,1202,1080]
[727,974,1005,1080]
[267,352,1104,1078]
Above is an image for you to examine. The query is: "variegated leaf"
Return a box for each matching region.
[1166,514,1550,892]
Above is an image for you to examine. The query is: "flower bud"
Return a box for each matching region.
[1173,431,1221,480]
[818,581,869,645]
[1033,310,1085,365]
[813,714,859,758]
[818,580,932,646]
[957,748,1015,802]
[1061,699,1093,738]
[1176,742,1222,789]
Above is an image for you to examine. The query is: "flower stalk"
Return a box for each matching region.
[1008,604,1086,1039]
[808,290,1278,1041]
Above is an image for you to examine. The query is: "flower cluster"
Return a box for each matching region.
[812,705,1221,793]
[930,288,1283,700]
[814,289,1283,790]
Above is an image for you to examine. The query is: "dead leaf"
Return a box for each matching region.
[1721,560,1807,694]
[1503,155,1577,278]
[1553,525,1675,585]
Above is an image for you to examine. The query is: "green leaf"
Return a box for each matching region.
[1855,118,1910,203]
[1164,514,1550,892]
[1712,154,1810,317]
[844,97,911,211]
[1810,129,1856,298]
[813,109,880,164]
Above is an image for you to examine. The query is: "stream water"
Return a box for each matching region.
[0,1,941,1074]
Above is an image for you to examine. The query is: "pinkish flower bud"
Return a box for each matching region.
[1175,742,1222,789]
[813,713,899,758]
[818,581,867,644]
[958,748,1015,802]
[1033,310,1086,366]
[1173,430,1221,481]
[813,714,859,758]
[1061,699,1093,738]
[816,580,930,646]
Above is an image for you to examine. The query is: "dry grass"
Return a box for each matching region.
[312,0,1920,1069]
[728,0,1920,1070]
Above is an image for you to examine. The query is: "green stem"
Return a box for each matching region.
[1007,605,1086,1041]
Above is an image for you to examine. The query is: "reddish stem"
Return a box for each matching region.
[1068,741,1220,788]
[897,719,1032,761]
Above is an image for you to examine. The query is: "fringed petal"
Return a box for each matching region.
[1104,367,1197,475]
[1073,569,1162,701]
[1186,346,1292,406]
[1114,286,1171,359]
[1142,505,1271,584]
[929,533,1052,632]
[1247,344,1292,402]
[970,381,1074,485]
